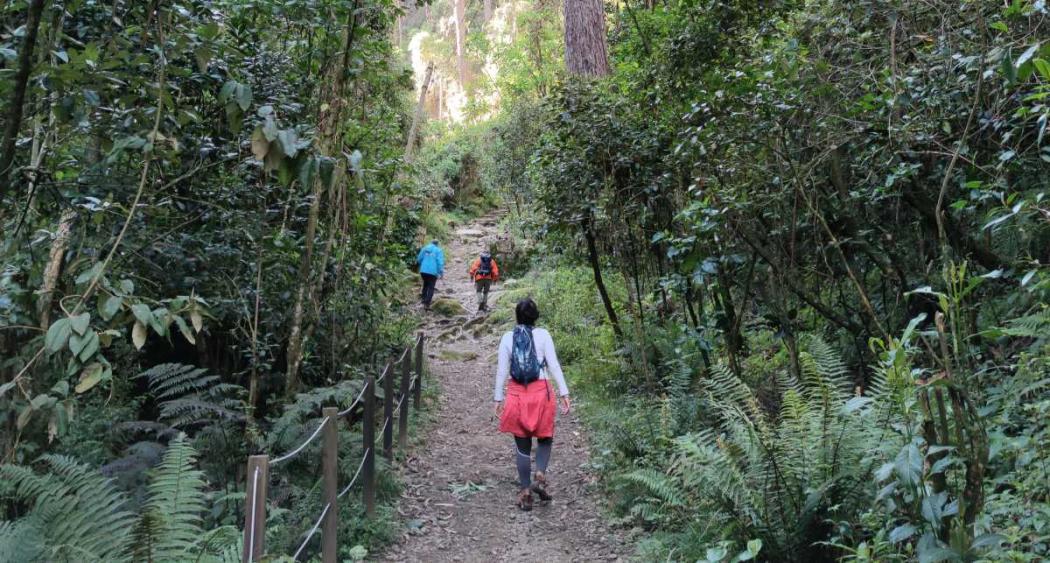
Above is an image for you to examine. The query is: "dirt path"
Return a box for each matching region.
[380,212,628,562]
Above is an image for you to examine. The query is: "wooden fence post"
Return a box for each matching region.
[414,332,424,409]
[321,408,338,563]
[362,375,376,517]
[383,359,394,461]
[242,455,269,563]
[398,351,411,451]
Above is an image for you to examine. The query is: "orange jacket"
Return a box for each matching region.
[469,256,500,281]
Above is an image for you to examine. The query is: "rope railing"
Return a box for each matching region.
[337,383,369,417]
[241,331,427,563]
[247,467,260,559]
[292,502,330,561]
[338,447,371,499]
[376,362,391,384]
[270,415,330,465]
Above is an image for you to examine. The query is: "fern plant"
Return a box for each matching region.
[0,455,135,561]
[0,435,240,562]
[664,337,892,562]
[268,379,366,454]
[130,434,210,561]
[138,363,246,428]
[999,307,1050,341]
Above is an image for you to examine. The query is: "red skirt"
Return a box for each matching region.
[499,379,556,438]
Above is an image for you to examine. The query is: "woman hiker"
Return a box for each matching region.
[494,298,571,511]
[415,239,444,310]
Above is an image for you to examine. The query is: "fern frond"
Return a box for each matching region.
[193,525,242,560]
[269,379,366,450]
[159,397,244,428]
[701,362,768,431]
[1001,308,1050,338]
[140,363,215,400]
[138,363,247,429]
[0,455,134,561]
[134,433,209,561]
[0,520,44,562]
[670,338,897,557]
[622,468,686,507]
[798,336,852,405]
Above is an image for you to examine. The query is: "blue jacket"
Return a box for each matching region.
[417,243,445,276]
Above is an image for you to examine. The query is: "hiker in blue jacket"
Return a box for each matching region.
[416,240,445,310]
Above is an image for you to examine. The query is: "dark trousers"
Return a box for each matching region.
[475,278,492,309]
[420,273,437,306]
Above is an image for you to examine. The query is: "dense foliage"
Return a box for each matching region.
[3,0,1048,560]
[1,0,422,559]
[481,0,1049,560]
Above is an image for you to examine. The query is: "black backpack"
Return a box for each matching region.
[477,253,493,276]
[509,325,544,385]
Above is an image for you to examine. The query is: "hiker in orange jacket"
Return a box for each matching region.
[468,251,500,312]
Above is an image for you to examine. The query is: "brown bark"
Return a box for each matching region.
[563,0,610,77]
[377,63,435,252]
[583,219,622,339]
[483,0,493,21]
[714,280,742,377]
[0,0,48,212]
[454,0,467,85]
[37,209,75,329]
[405,64,435,163]
[436,79,444,119]
[248,241,264,418]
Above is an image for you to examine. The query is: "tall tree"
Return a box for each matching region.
[454,0,467,84]
[0,0,48,212]
[563,0,609,77]
[561,0,617,337]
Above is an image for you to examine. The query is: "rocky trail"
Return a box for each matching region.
[380,212,628,562]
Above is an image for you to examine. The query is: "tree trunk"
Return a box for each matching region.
[286,8,357,395]
[0,0,48,211]
[376,63,434,252]
[583,221,622,339]
[405,64,435,162]
[248,242,264,418]
[563,0,609,77]
[484,0,493,22]
[437,79,444,119]
[37,209,75,329]
[715,279,742,377]
[454,0,467,85]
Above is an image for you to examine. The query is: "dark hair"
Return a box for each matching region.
[515,298,539,326]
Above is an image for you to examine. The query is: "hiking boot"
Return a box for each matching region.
[531,471,552,502]
[517,488,533,512]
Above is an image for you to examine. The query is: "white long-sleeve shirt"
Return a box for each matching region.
[494,327,569,401]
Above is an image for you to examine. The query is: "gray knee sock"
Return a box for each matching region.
[535,438,552,473]
[514,437,532,488]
